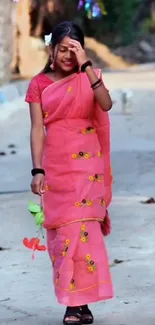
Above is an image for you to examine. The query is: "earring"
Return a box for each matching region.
[50,57,55,71]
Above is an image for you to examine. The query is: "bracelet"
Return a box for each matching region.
[91,79,102,89]
[31,168,45,176]
[92,81,103,90]
[81,60,92,72]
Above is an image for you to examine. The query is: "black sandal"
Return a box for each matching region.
[63,306,82,325]
[80,305,94,324]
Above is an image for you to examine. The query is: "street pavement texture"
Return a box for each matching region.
[0,69,155,324]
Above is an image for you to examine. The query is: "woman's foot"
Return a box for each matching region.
[80,305,94,324]
[63,306,82,324]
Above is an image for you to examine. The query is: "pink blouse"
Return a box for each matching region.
[25,73,53,103]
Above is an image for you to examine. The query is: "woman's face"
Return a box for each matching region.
[52,36,78,73]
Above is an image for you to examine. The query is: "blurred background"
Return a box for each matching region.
[0,1,154,225]
[0,0,155,194]
[0,0,155,82]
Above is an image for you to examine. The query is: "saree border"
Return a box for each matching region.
[45,217,104,230]
[56,280,113,293]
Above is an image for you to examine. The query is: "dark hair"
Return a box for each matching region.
[43,21,85,73]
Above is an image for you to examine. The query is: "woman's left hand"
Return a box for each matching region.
[69,40,88,68]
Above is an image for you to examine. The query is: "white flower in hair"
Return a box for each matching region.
[44,33,52,46]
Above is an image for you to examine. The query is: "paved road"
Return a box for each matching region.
[0,69,155,324]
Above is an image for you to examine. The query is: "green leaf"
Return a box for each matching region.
[34,211,44,226]
[28,202,41,214]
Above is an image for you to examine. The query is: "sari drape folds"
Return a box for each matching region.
[41,70,112,230]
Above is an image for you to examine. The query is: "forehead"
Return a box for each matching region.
[59,36,72,47]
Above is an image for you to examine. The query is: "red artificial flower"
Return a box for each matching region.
[23,237,47,251]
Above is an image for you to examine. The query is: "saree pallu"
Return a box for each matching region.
[41,70,113,305]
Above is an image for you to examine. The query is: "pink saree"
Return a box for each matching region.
[27,70,113,306]
[42,70,112,229]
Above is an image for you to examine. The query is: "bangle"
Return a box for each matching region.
[92,81,103,90]
[91,79,102,89]
[81,60,92,72]
[31,168,45,176]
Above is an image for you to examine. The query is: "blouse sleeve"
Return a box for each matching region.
[25,78,41,103]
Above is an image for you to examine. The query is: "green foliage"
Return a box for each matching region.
[141,18,153,34]
[65,0,143,45]
[35,0,151,46]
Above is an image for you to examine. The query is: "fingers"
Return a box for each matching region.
[40,180,45,195]
[69,40,82,49]
[31,181,43,196]
[68,46,77,53]
[69,40,82,52]
[31,181,45,195]
[31,182,41,196]
[31,175,45,196]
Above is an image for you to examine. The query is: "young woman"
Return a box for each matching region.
[25,21,113,325]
